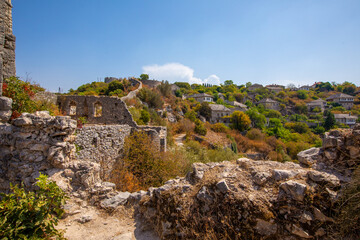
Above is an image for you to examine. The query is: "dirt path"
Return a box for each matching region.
[58,199,159,240]
[174,133,186,146]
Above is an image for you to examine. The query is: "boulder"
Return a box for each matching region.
[272,169,297,181]
[100,192,131,210]
[297,147,321,166]
[0,96,13,110]
[279,180,307,201]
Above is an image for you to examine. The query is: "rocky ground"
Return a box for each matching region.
[58,198,159,240]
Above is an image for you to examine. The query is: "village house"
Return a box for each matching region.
[256,98,280,110]
[265,84,284,93]
[247,83,263,91]
[209,104,231,125]
[334,113,357,128]
[226,100,248,111]
[326,93,354,110]
[307,99,327,113]
[299,85,311,91]
[187,93,214,103]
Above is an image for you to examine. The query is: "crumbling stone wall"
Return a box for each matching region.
[0,111,119,201]
[74,125,132,179]
[57,95,167,151]
[0,112,78,191]
[57,95,137,127]
[0,0,16,95]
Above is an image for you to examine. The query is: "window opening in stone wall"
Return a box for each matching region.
[69,102,77,116]
[94,102,102,117]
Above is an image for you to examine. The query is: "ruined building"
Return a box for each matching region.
[0,0,16,95]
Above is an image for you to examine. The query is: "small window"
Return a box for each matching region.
[69,101,77,116]
[94,102,102,117]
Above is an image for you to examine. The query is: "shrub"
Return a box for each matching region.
[111,131,181,191]
[140,109,150,124]
[246,128,265,141]
[2,77,42,119]
[210,123,228,133]
[137,88,163,109]
[0,174,67,239]
[297,90,308,99]
[284,122,310,134]
[172,119,195,134]
[194,119,207,136]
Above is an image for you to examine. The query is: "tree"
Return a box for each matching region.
[106,80,124,95]
[297,90,308,99]
[230,111,251,132]
[157,80,171,97]
[324,111,336,130]
[266,109,282,118]
[175,82,191,90]
[198,102,211,121]
[224,80,234,86]
[246,108,266,129]
[140,74,149,81]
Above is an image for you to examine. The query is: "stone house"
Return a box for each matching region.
[209,104,231,125]
[299,85,311,91]
[247,84,263,91]
[256,98,280,110]
[334,113,357,128]
[187,93,214,103]
[306,99,327,113]
[226,100,248,111]
[326,93,354,110]
[265,84,284,93]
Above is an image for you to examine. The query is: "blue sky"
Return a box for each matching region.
[12,0,360,92]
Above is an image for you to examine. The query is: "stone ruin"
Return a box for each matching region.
[0,0,16,96]
[135,127,360,239]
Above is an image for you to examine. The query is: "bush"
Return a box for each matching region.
[140,109,150,124]
[172,119,195,134]
[0,174,67,239]
[137,88,164,109]
[246,128,265,141]
[3,77,43,119]
[210,123,228,133]
[194,120,207,136]
[111,131,181,191]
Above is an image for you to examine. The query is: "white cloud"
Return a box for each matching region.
[142,63,220,85]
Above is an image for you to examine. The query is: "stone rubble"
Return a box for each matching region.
[135,127,360,239]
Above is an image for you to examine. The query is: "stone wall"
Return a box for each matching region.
[0,111,122,201]
[57,95,167,151]
[0,112,78,191]
[57,95,137,127]
[0,0,16,95]
[74,125,132,179]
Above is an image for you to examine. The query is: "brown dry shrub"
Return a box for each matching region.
[110,131,185,192]
[246,128,265,141]
[171,118,195,135]
[267,150,283,162]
